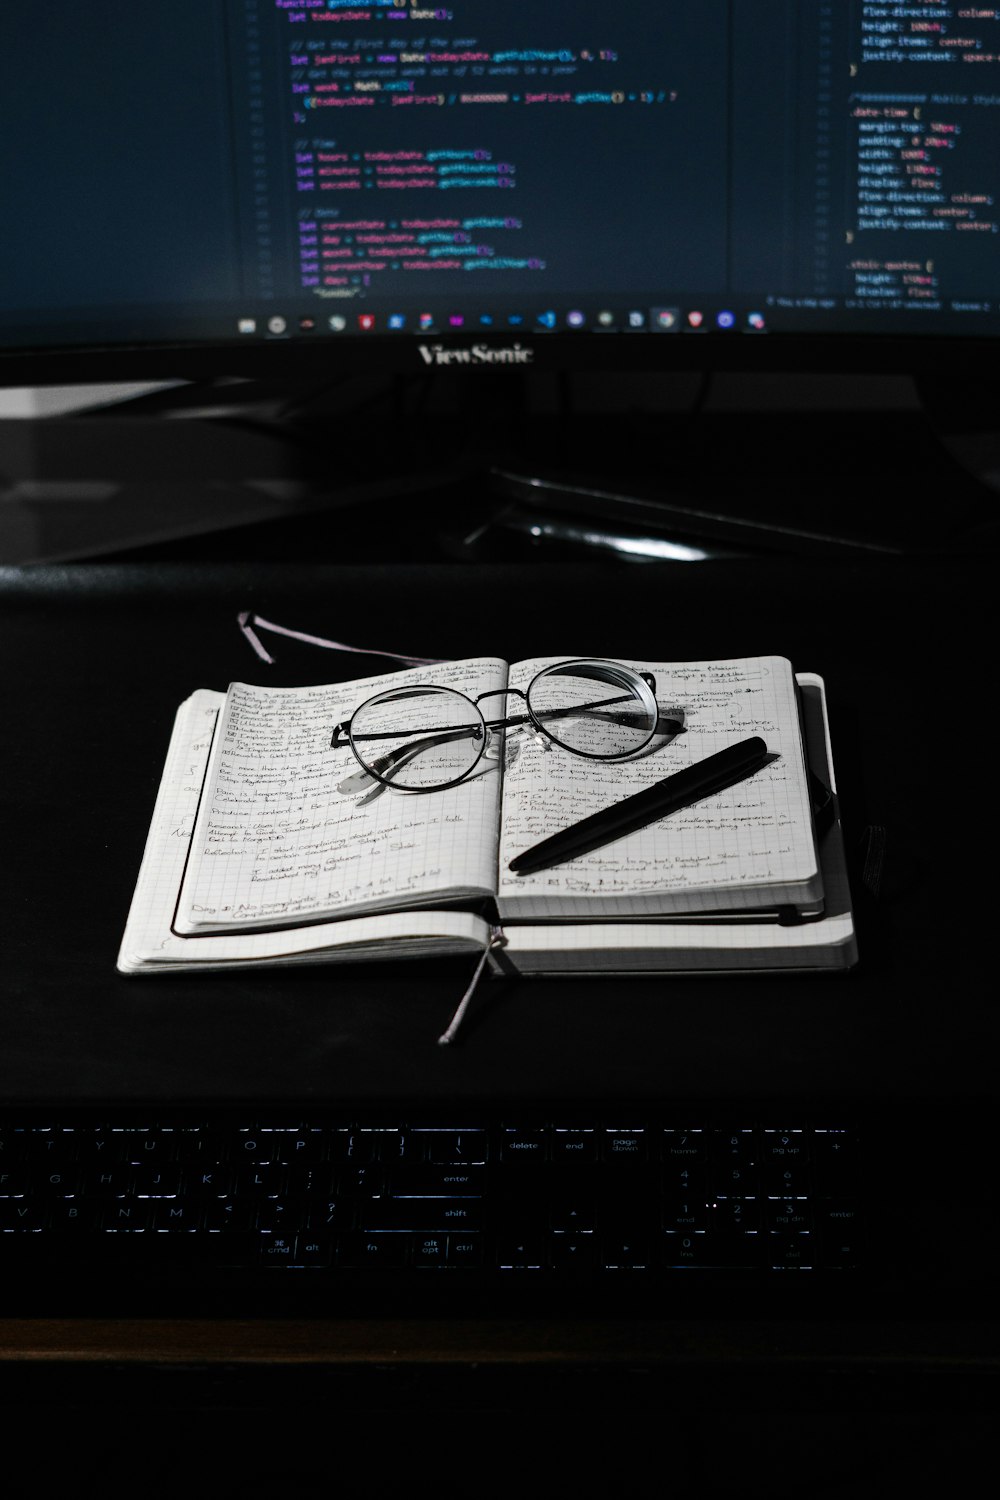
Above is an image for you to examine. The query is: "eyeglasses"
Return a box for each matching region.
[331,658,671,794]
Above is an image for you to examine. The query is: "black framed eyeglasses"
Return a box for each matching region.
[330,657,675,794]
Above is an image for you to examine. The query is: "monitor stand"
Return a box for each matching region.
[3,369,997,564]
[437,371,1000,562]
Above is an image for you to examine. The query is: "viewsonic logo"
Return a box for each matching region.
[417,342,534,366]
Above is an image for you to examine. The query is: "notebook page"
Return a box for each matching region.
[495,675,856,971]
[496,655,819,918]
[117,690,223,970]
[117,691,490,972]
[176,658,507,933]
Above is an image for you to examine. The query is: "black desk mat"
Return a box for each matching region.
[0,556,983,1108]
[1,556,996,1441]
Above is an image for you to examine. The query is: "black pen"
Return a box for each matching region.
[509,736,772,875]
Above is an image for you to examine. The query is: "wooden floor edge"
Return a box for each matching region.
[1,1318,999,1367]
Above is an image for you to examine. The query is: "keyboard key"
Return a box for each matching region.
[662,1129,707,1162]
[336,1166,383,1196]
[764,1160,811,1197]
[766,1199,812,1232]
[102,1202,153,1232]
[549,1194,596,1232]
[500,1129,546,1163]
[188,1167,234,1196]
[767,1232,814,1269]
[202,1199,256,1232]
[551,1129,597,1163]
[385,1166,484,1197]
[342,1233,408,1269]
[284,1164,337,1198]
[133,1168,182,1198]
[812,1130,859,1193]
[424,1132,490,1166]
[258,1235,298,1266]
[662,1194,709,1232]
[329,1131,377,1165]
[255,1200,300,1233]
[152,1202,201,1231]
[412,1235,448,1267]
[362,1198,482,1233]
[113,1131,179,1166]
[360,1130,414,1164]
[498,1236,544,1269]
[603,1130,647,1162]
[77,1133,127,1167]
[602,1234,651,1269]
[448,1235,483,1267]
[290,1235,333,1268]
[714,1162,759,1197]
[0,1202,44,1231]
[549,1234,597,1271]
[237,1166,285,1197]
[304,1198,352,1231]
[665,1230,763,1270]
[816,1200,864,1268]
[762,1129,809,1166]
[26,1130,81,1165]
[711,1197,760,1234]
[49,1201,99,1231]
[233,1133,279,1164]
[269,1131,330,1166]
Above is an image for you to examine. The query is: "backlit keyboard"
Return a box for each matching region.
[0,1112,863,1278]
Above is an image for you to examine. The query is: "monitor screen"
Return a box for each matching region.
[2,0,999,379]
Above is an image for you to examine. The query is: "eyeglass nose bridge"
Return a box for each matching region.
[469,684,534,732]
[472,685,528,709]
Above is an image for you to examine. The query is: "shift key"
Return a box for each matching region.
[362,1197,482,1232]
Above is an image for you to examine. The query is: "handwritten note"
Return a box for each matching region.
[496,655,819,917]
[117,691,491,971]
[176,658,507,932]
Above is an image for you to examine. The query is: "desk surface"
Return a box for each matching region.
[2,552,997,1457]
[0,554,987,1107]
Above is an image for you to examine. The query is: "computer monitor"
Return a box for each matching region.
[2,0,999,383]
[1,2,998,562]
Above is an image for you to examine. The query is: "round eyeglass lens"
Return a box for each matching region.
[349,684,487,790]
[526,659,657,759]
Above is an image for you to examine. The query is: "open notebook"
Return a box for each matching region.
[118,655,856,976]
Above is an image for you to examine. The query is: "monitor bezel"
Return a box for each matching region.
[1,328,997,387]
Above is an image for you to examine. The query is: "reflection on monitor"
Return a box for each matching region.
[2,0,999,378]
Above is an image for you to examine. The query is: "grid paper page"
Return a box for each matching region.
[176,658,508,933]
[496,655,819,919]
[497,675,856,972]
[117,691,491,972]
